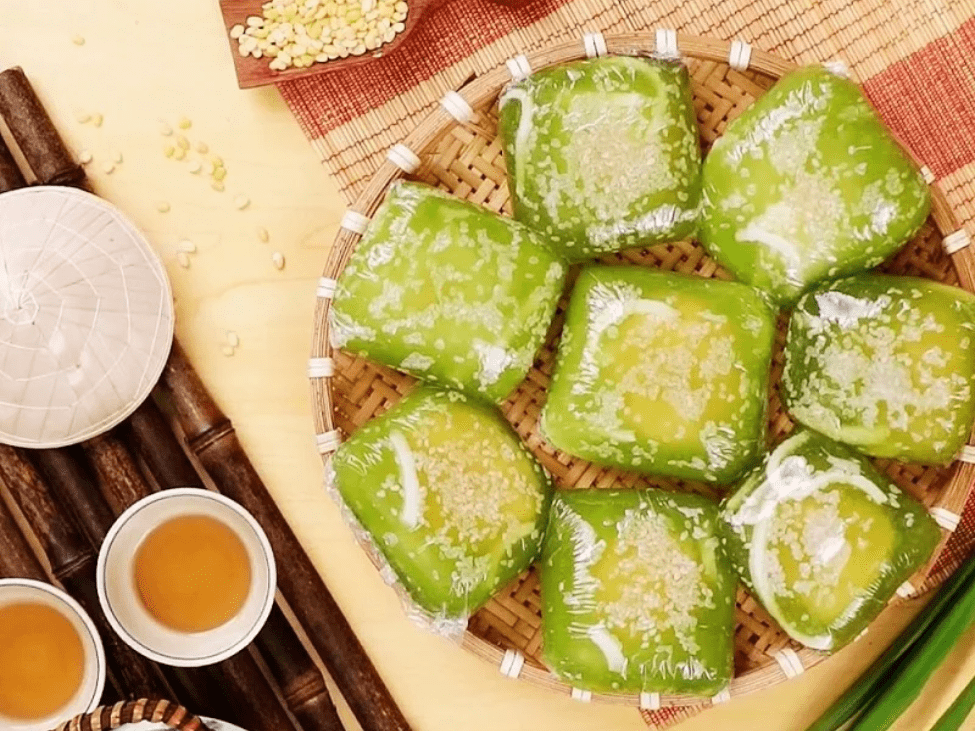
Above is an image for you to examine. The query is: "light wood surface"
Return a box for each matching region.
[1,2,975,730]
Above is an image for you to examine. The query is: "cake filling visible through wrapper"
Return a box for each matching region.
[498,56,702,260]
[541,489,735,695]
[719,429,941,652]
[540,266,775,484]
[783,274,975,465]
[329,181,567,403]
[700,65,930,305]
[328,387,553,634]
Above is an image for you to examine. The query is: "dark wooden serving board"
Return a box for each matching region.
[218,0,444,89]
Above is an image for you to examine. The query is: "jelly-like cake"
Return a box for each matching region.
[541,489,735,694]
[329,182,566,403]
[784,275,975,464]
[329,387,553,623]
[540,266,775,483]
[498,56,701,260]
[700,66,930,305]
[720,429,940,651]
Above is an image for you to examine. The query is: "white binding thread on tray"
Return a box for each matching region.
[639,692,661,711]
[583,31,608,58]
[316,277,338,300]
[932,507,962,532]
[655,28,679,59]
[824,60,850,78]
[499,649,525,678]
[921,166,936,184]
[440,90,475,124]
[957,445,975,463]
[340,209,370,235]
[896,580,916,598]
[315,430,342,454]
[506,54,532,81]
[307,357,335,379]
[711,688,731,705]
[943,229,971,255]
[387,143,420,174]
[728,40,752,71]
[772,649,805,679]
[570,688,592,703]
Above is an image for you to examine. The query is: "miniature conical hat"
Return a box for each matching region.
[0,187,174,448]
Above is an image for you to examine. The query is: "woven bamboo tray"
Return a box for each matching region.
[309,32,975,709]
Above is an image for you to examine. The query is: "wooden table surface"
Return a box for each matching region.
[2,2,975,730]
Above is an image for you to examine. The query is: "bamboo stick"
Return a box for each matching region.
[0,487,47,580]
[161,343,411,731]
[0,67,85,186]
[0,131,26,192]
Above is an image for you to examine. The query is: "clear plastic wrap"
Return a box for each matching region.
[328,181,566,404]
[497,55,702,261]
[326,387,553,638]
[540,265,776,484]
[540,488,735,695]
[784,274,975,464]
[719,428,941,652]
[700,65,931,305]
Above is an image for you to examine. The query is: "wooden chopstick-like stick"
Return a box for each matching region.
[161,343,413,731]
[120,400,346,731]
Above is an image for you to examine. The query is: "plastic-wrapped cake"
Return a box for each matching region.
[328,387,552,630]
[329,182,566,403]
[541,489,735,695]
[540,266,776,484]
[700,65,930,305]
[720,429,941,652]
[498,56,701,261]
[783,275,975,464]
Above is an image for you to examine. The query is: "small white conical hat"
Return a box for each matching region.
[0,186,174,448]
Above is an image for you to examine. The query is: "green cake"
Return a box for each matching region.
[541,489,735,695]
[783,275,975,464]
[329,181,567,403]
[720,429,941,652]
[498,56,701,260]
[700,65,930,305]
[540,266,776,483]
[329,387,553,623]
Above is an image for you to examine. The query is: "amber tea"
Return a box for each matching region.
[134,514,252,633]
[0,602,85,720]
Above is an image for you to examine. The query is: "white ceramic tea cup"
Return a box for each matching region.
[97,488,276,667]
[0,578,107,731]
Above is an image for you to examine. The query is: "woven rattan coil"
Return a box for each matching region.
[310,33,975,707]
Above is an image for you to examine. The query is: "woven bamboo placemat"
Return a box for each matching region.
[276,1,975,727]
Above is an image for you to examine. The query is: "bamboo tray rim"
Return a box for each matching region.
[309,31,975,709]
